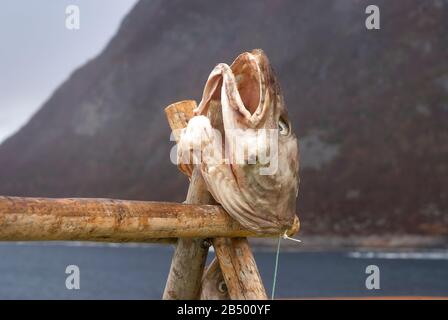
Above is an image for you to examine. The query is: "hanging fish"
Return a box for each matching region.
[178,49,299,234]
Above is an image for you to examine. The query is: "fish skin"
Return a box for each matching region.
[178,50,299,233]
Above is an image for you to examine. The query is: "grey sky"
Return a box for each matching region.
[0,0,138,143]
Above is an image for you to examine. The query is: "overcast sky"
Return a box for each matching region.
[0,0,138,143]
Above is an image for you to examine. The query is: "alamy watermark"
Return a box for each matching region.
[365,265,380,290]
[171,124,281,176]
[65,5,80,30]
[365,5,380,30]
[65,265,80,290]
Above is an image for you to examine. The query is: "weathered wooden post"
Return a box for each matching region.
[163,101,216,300]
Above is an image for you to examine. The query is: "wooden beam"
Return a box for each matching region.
[213,238,268,300]
[0,196,298,242]
[163,100,215,300]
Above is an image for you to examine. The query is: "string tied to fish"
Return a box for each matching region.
[271,230,301,300]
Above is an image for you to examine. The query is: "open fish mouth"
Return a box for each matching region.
[194,51,267,128]
[230,52,264,117]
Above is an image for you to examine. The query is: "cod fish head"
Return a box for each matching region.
[180,49,300,233]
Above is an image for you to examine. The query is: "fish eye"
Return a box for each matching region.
[278,118,289,135]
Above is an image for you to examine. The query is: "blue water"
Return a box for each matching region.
[0,243,447,299]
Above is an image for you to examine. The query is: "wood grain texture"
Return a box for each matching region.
[0,196,299,241]
[163,168,215,299]
[213,237,268,300]
[163,100,215,300]
[165,100,196,177]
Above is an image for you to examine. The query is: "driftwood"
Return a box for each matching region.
[0,196,299,242]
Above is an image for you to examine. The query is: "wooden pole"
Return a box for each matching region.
[163,100,216,300]
[213,238,268,299]
[162,168,215,299]
[0,196,298,242]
